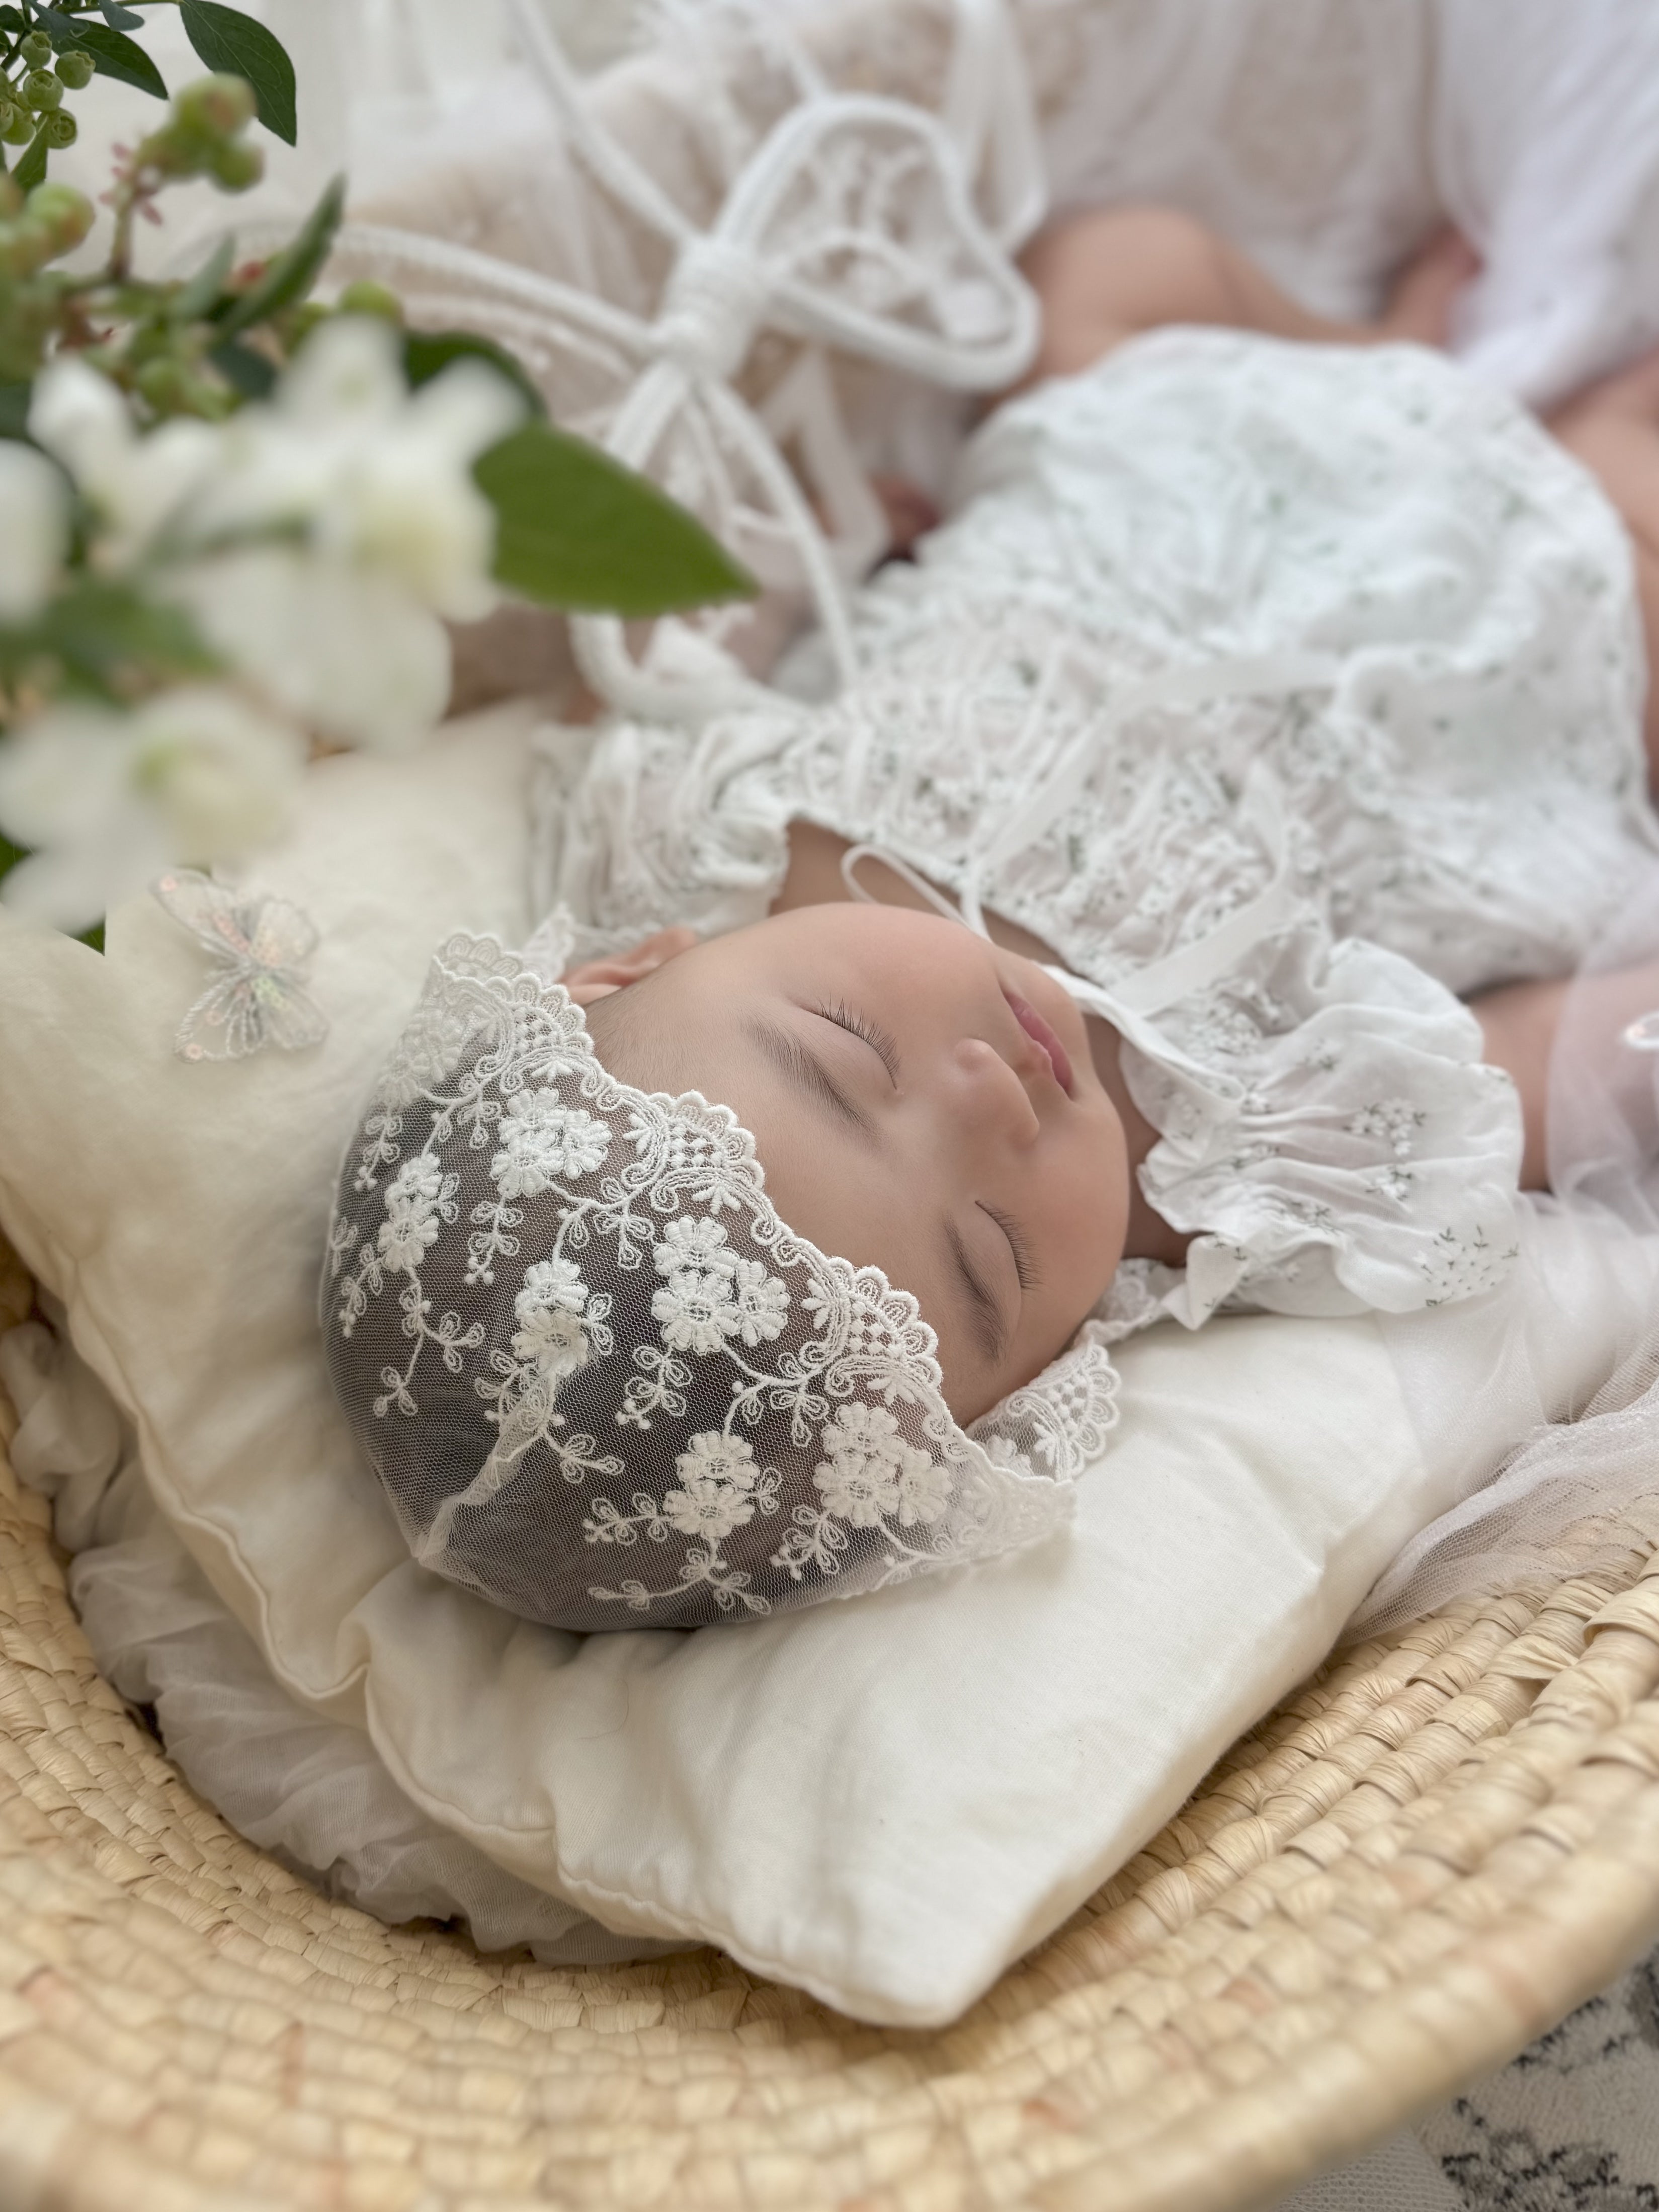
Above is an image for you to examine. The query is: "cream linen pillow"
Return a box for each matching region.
[0,712,1645,2028]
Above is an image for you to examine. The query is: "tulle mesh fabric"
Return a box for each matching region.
[322,933,1118,1631]
[1358,861,1659,1635]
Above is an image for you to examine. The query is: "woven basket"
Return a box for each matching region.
[2,1321,1658,2212]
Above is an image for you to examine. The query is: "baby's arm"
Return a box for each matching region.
[1013,208,1475,391]
[1473,967,1659,1191]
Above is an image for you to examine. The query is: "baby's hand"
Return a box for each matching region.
[868,473,941,560]
[1377,225,1480,349]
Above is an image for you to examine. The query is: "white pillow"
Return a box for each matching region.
[0,714,1646,2026]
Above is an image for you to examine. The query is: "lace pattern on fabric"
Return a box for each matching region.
[323,934,1115,1630]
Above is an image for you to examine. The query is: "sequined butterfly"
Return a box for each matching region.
[151,869,329,1063]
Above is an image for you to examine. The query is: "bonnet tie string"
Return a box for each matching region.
[841,647,1344,1064]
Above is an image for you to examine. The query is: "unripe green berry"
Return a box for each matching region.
[27,180,91,251]
[43,107,76,148]
[0,216,50,276]
[335,279,403,323]
[283,299,327,347]
[54,49,93,91]
[136,355,191,413]
[174,72,256,139]
[0,104,31,145]
[18,27,51,67]
[208,137,262,191]
[23,68,62,112]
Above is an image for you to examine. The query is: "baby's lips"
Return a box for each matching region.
[1004,989,1074,1097]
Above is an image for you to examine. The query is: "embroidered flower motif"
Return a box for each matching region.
[812,1402,935,1528]
[1368,1164,1415,1205]
[377,1158,448,1273]
[653,1216,739,1278]
[648,1217,789,1354]
[726,1257,789,1346]
[651,1264,744,1356]
[490,1090,610,1196]
[662,1432,762,1541]
[511,1256,592,1378]
[892,1451,952,1528]
[1348,1098,1425,1160]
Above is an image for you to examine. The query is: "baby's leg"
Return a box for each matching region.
[1012,209,1475,392]
[1547,349,1659,783]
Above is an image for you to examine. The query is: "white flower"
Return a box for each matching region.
[517,1257,588,1316]
[30,358,218,567]
[662,1432,760,1542]
[489,1092,610,1196]
[0,444,68,621]
[651,1264,743,1357]
[653,1217,737,1278]
[0,685,306,932]
[172,545,452,753]
[511,1258,592,1377]
[377,1157,446,1273]
[310,344,522,619]
[193,317,523,619]
[812,1402,936,1529]
[892,1452,951,1528]
[726,1257,789,1347]
[511,1302,590,1381]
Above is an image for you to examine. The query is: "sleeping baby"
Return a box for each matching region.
[323,209,1659,1632]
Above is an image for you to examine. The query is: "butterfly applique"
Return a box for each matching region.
[151,869,329,1062]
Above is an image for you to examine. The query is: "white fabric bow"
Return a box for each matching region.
[336,0,1043,721]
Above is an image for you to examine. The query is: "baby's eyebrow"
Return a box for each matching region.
[745,1015,875,1137]
[945,1219,1009,1366]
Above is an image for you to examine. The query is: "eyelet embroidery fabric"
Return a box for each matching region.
[323,934,1116,1630]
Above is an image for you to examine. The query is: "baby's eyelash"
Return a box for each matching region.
[815,1000,901,1084]
[982,1202,1038,1293]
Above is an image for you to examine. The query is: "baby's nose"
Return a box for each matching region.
[954,1036,1042,1146]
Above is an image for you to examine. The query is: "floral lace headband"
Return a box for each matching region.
[322,934,1118,1630]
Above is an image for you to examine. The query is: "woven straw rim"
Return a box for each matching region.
[1,1333,1657,2212]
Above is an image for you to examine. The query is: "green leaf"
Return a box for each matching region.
[208,334,274,398]
[38,8,167,97]
[97,2,145,29]
[403,330,546,418]
[0,383,31,440]
[13,126,47,192]
[0,579,219,695]
[215,172,342,341]
[474,421,757,617]
[170,234,234,325]
[178,0,295,144]
[0,829,25,887]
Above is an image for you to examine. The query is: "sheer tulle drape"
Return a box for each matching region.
[1357,869,1659,1636]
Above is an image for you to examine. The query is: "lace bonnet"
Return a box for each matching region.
[323,933,1118,1631]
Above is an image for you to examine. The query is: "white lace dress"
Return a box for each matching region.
[535,330,1657,1334]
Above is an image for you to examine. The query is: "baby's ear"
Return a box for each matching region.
[562,926,698,1006]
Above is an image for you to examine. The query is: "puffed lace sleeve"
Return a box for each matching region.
[1123,920,1526,1329]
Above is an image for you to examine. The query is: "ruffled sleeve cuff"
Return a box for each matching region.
[1125,923,1526,1330]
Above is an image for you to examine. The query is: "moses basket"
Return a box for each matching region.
[2,1224,1659,2212]
[5,1,1659,2205]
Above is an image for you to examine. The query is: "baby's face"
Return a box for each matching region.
[583,906,1129,1422]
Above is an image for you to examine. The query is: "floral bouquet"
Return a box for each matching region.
[0,0,752,938]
